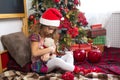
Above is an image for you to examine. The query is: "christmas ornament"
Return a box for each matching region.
[74,0,79,5]
[73,66,81,74]
[29,14,35,21]
[83,68,91,75]
[91,67,102,73]
[87,49,102,63]
[73,49,86,62]
[53,0,60,3]
[74,66,91,75]
[61,72,74,80]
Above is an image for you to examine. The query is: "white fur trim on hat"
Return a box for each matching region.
[40,17,60,27]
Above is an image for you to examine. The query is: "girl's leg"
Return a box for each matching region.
[60,51,74,65]
[46,57,74,72]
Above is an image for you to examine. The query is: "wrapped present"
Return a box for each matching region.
[79,44,92,52]
[70,44,79,51]
[87,28,106,38]
[93,36,106,45]
[70,44,92,52]
[0,51,9,73]
[93,44,105,52]
[91,24,102,29]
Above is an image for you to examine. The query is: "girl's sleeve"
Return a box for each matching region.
[29,34,40,42]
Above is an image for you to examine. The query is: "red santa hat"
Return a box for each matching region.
[40,8,63,27]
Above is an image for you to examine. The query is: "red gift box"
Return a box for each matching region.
[70,44,92,52]
[0,51,9,73]
[87,28,106,38]
[91,24,102,30]
[70,44,79,51]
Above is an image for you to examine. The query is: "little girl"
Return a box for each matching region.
[29,8,80,73]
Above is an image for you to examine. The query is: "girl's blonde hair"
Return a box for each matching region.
[39,24,60,43]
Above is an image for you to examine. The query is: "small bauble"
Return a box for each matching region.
[62,72,74,80]
[91,67,102,73]
[54,0,60,3]
[29,15,35,21]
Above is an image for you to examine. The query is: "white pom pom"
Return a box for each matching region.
[61,17,64,20]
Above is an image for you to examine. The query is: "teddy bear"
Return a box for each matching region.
[40,37,56,62]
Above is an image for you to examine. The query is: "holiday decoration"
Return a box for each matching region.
[29,14,35,21]
[83,68,91,75]
[73,49,86,62]
[74,66,103,75]
[28,0,89,52]
[73,66,81,74]
[91,67,102,73]
[87,28,106,38]
[61,72,74,80]
[40,8,63,27]
[91,24,102,30]
[87,49,102,63]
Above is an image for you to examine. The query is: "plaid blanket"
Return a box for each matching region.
[0,70,120,80]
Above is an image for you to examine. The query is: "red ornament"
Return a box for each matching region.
[91,67,102,73]
[73,49,86,62]
[87,49,102,63]
[83,69,91,75]
[29,15,35,21]
[79,67,86,75]
[74,0,79,5]
[53,0,60,3]
[62,72,74,80]
[74,66,81,74]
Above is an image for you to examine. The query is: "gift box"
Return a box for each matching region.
[70,44,92,52]
[0,51,9,73]
[91,24,102,29]
[87,28,106,38]
[93,36,106,45]
[93,44,105,52]
[70,44,79,51]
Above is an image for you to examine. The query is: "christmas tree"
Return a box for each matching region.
[28,0,89,52]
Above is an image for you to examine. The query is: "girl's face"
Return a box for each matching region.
[43,26,56,37]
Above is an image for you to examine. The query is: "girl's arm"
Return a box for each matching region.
[31,42,55,57]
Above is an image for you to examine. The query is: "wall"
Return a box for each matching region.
[106,13,120,48]
[0,19,22,52]
[0,0,32,52]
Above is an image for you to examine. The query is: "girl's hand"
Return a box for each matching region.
[49,46,56,53]
[41,53,50,61]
